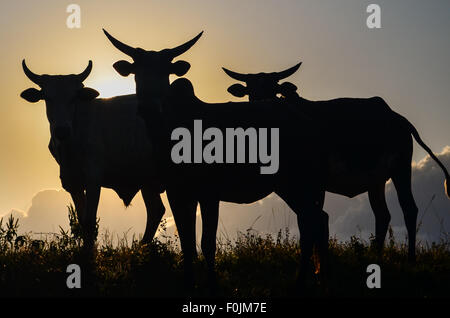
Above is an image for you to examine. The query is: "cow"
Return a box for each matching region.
[103,31,331,292]
[20,60,166,248]
[223,63,450,260]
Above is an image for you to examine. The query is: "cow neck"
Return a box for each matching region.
[71,98,87,141]
[138,97,170,164]
[290,95,314,114]
[48,99,83,164]
[72,100,81,135]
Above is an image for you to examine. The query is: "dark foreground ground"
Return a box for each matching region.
[1,219,449,299]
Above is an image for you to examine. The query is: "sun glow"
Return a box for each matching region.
[88,76,136,98]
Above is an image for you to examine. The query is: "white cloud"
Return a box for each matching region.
[1,188,152,241]
[1,189,72,235]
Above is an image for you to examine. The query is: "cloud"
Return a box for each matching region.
[1,188,151,240]
[2,189,72,234]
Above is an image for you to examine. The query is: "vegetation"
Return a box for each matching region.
[0,206,449,298]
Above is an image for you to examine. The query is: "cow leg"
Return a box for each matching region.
[69,189,86,229]
[83,184,101,251]
[368,182,391,257]
[310,190,330,282]
[141,189,165,243]
[392,164,418,262]
[297,204,325,287]
[317,190,326,209]
[276,188,327,288]
[318,208,330,284]
[199,197,219,293]
[166,188,198,292]
[316,191,329,264]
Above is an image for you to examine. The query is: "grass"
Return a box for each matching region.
[0,207,449,298]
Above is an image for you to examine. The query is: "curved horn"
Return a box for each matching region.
[103,28,138,58]
[75,60,93,82]
[222,67,249,82]
[166,31,203,59]
[22,59,42,85]
[273,62,302,81]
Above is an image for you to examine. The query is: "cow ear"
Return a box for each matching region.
[113,60,135,77]
[227,83,248,98]
[78,87,99,100]
[20,88,43,103]
[278,81,298,97]
[171,60,191,76]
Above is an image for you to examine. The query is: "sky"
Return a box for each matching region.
[0,0,449,243]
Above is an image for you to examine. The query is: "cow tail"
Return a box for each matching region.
[396,113,450,199]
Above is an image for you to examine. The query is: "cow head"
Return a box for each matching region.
[222,62,301,101]
[103,29,203,102]
[20,60,99,142]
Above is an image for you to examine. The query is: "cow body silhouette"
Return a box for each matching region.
[224,63,450,259]
[20,60,165,247]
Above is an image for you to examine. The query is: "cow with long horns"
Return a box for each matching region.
[103,30,331,292]
[20,60,166,248]
[223,63,450,261]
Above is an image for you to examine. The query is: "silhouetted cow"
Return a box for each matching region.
[20,60,165,248]
[103,31,330,292]
[224,63,450,261]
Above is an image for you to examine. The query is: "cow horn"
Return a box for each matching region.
[103,29,138,58]
[222,67,249,82]
[166,31,203,59]
[22,59,42,85]
[273,62,302,81]
[75,60,93,82]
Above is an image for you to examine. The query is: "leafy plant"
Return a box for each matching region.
[0,214,20,250]
[58,203,99,248]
